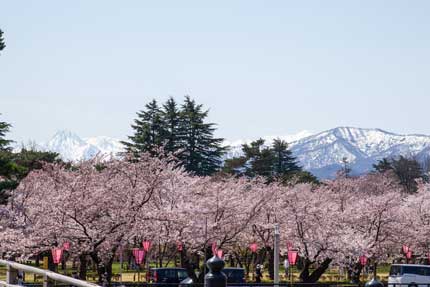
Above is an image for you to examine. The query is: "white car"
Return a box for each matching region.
[389,264,430,287]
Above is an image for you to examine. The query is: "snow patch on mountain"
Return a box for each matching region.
[40,130,124,162]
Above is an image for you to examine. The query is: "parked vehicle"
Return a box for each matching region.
[179,267,245,286]
[148,268,189,286]
[388,264,430,287]
[223,267,246,284]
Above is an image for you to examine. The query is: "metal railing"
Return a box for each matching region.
[0,260,100,287]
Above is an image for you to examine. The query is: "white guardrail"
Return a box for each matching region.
[0,260,100,287]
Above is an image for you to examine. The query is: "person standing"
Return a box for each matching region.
[284,258,289,280]
[255,264,262,283]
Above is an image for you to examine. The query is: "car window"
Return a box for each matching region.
[403,266,428,276]
[178,270,188,280]
[159,269,177,278]
[390,266,401,276]
[224,269,244,279]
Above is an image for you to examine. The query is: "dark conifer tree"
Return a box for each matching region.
[272,138,300,176]
[223,138,317,184]
[122,100,166,155]
[373,156,425,193]
[0,115,12,151]
[162,97,181,154]
[373,158,392,173]
[177,96,226,176]
[0,29,5,53]
[242,139,274,178]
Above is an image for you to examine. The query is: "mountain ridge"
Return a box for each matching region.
[17,127,430,178]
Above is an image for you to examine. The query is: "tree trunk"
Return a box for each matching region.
[35,254,40,267]
[347,262,363,283]
[182,249,198,282]
[266,246,274,280]
[79,254,88,280]
[299,258,332,283]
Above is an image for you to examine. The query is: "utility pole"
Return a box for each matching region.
[274,224,280,286]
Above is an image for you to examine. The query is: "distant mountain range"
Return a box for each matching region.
[18,127,430,178]
[17,130,124,162]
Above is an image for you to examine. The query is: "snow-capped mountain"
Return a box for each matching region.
[227,127,430,178]
[23,127,430,178]
[40,130,124,162]
[288,127,430,178]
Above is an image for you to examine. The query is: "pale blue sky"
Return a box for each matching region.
[1,1,430,143]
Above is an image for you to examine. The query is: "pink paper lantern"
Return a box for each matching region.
[288,250,298,266]
[133,249,145,264]
[402,245,409,254]
[212,242,218,256]
[177,241,183,252]
[359,255,368,266]
[62,242,71,251]
[142,240,152,252]
[51,248,63,264]
[249,243,258,253]
[406,250,412,259]
[132,247,139,258]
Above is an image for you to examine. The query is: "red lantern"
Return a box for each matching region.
[62,242,70,251]
[142,240,152,252]
[402,245,409,254]
[216,249,223,258]
[359,255,368,266]
[406,250,412,260]
[51,248,63,264]
[212,242,218,256]
[133,249,145,265]
[286,241,293,251]
[249,243,258,253]
[287,250,298,266]
[177,241,183,252]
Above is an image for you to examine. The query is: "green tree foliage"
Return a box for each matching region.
[272,138,301,176]
[242,138,274,178]
[223,138,318,184]
[122,100,166,155]
[0,148,61,204]
[162,98,181,154]
[0,115,13,151]
[123,96,226,176]
[373,156,426,193]
[0,29,5,53]
[0,116,60,204]
[178,96,226,176]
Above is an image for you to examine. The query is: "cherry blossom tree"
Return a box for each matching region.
[1,153,186,283]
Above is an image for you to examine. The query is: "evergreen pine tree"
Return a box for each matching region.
[0,115,12,151]
[122,100,166,155]
[223,137,318,184]
[242,139,274,178]
[177,96,226,176]
[162,97,181,154]
[0,29,5,53]
[272,138,300,176]
[373,158,392,173]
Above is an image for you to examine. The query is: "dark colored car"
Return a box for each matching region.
[179,267,246,286]
[223,268,246,284]
[148,268,189,286]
